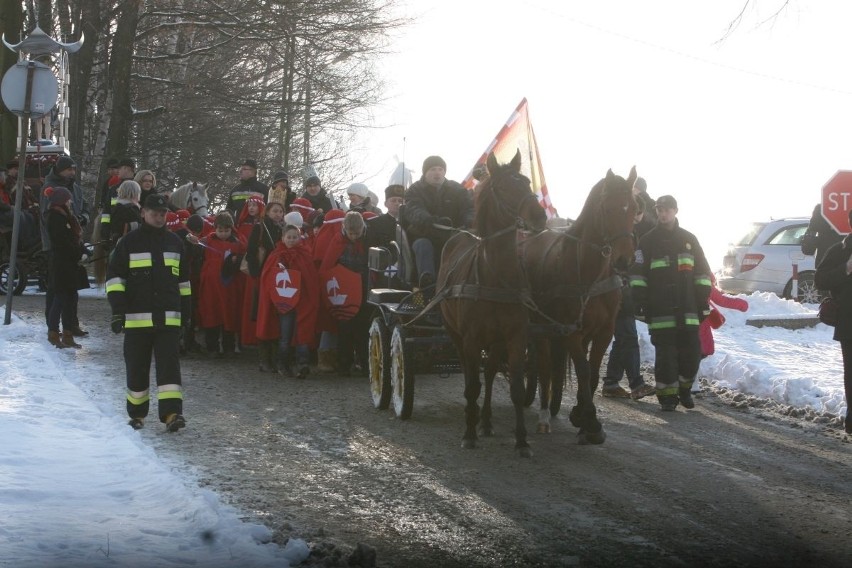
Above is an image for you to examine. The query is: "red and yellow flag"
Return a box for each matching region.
[462,98,557,218]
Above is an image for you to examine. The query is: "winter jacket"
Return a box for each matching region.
[106,221,191,330]
[300,188,342,213]
[804,203,842,268]
[402,178,473,241]
[109,200,142,248]
[196,232,245,330]
[39,169,91,252]
[46,206,88,292]
[226,177,268,219]
[815,236,852,341]
[629,220,712,335]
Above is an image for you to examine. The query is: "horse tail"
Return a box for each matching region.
[91,216,107,285]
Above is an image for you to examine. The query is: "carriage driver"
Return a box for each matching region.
[402,155,473,289]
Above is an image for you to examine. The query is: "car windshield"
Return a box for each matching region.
[767,224,808,245]
[734,223,766,246]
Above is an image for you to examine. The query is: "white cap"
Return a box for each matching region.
[347,182,369,198]
[283,211,303,228]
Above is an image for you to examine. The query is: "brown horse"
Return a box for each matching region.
[437,150,547,457]
[520,167,637,443]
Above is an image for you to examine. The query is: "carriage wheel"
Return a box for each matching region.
[0,261,28,296]
[390,324,415,420]
[368,317,392,409]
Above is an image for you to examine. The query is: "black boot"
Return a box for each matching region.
[678,388,695,409]
[658,393,679,411]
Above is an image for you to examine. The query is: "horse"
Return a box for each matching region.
[437,150,547,457]
[519,167,638,444]
[169,181,209,216]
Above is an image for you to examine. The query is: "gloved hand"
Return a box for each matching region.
[434,216,452,227]
[111,314,125,334]
[76,214,88,228]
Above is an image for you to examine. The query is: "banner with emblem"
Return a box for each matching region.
[264,265,302,314]
[320,264,362,321]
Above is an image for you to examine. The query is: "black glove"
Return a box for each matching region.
[435,216,452,227]
[111,314,125,334]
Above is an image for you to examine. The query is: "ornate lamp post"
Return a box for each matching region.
[0,26,82,324]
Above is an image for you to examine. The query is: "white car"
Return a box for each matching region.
[716,218,822,303]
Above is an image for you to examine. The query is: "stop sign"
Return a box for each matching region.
[821,170,852,234]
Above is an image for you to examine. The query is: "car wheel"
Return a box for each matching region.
[783,271,822,304]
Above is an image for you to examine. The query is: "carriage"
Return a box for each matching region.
[364,152,638,456]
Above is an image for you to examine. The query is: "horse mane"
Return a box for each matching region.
[567,178,606,237]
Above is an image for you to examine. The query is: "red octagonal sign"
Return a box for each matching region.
[822,170,852,234]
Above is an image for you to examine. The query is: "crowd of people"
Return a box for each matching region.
[4,152,848,433]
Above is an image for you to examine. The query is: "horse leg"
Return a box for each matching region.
[588,332,613,396]
[460,341,482,450]
[549,337,567,418]
[481,346,503,437]
[568,342,606,446]
[507,336,531,457]
[535,338,552,433]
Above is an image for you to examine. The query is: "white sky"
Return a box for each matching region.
[354,0,852,268]
[0,287,846,565]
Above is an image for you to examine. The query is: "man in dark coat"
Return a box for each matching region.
[300,175,342,213]
[633,177,657,224]
[99,157,135,247]
[814,209,852,434]
[629,195,712,411]
[803,203,842,269]
[226,159,268,219]
[38,155,92,337]
[402,155,473,287]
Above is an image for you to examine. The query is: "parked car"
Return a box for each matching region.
[716,217,822,303]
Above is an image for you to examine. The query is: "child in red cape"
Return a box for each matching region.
[197,212,245,357]
[312,209,346,372]
[257,223,319,378]
[694,274,749,391]
[236,195,265,346]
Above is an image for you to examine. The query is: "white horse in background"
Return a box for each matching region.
[169,182,209,216]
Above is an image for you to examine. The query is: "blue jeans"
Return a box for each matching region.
[604,312,643,389]
[412,238,436,279]
[278,311,308,365]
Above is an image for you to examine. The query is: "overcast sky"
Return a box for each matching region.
[352,0,852,267]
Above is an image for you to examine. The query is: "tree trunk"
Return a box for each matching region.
[103,0,143,163]
[0,0,24,164]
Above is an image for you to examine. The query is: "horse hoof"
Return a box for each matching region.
[461,439,477,449]
[517,446,533,458]
[536,423,550,434]
[577,429,606,446]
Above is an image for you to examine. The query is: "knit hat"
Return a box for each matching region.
[323,209,346,225]
[384,184,405,199]
[165,211,182,231]
[304,175,321,187]
[118,158,136,169]
[241,159,258,169]
[291,197,315,215]
[105,157,119,168]
[246,194,265,208]
[422,155,446,175]
[347,183,369,198]
[361,211,378,220]
[45,186,72,206]
[634,177,647,193]
[270,170,289,185]
[55,155,75,173]
[284,211,304,228]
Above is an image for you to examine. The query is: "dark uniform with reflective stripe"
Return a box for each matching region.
[226,177,268,220]
[106,221,191,422]
[629,220,712,397]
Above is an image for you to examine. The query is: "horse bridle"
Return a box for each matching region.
[484,173,542,235]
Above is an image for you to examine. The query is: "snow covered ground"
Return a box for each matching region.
[0,288,846,567]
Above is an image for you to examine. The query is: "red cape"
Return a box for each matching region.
[256,240,319,345]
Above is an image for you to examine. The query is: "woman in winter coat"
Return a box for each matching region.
[256,223,319,378]
[44,186,89,349]
[814,212,852,434]
[109,180,142,249]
